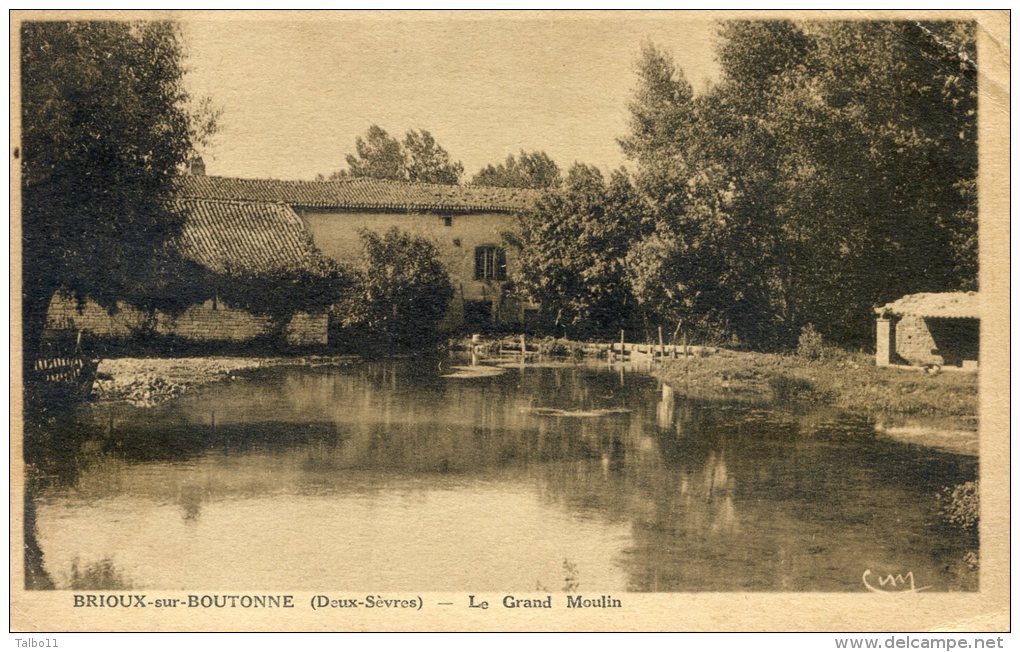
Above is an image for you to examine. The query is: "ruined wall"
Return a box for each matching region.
[893,315,940,365]
[892,315,979,367]
[46,293,326,347]
[284,311,329,346]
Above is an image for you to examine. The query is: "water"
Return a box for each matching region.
[25,359,978,592]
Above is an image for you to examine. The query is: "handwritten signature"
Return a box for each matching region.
[862,569,931,593]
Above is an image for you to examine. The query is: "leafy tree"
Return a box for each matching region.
[623,22,977,348]
[342,125,406,181]
[333,125,464,184]
[511,164,647,338]
[20,21,214,373]
[618,42,696,169]
[471,150,561,189]
[625,163,744,343]
[333,228,454,350]
[403,129,464,184]
[619,42,749,343]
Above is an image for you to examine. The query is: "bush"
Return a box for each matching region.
[796,324,826,360]
[768,375,824,403]
[938,481,979,534]
[536,337,585,359]
[333,228,454,351]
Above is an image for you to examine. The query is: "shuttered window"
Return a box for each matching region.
[474,246,507,281]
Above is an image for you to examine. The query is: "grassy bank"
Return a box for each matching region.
[657,348,978,420]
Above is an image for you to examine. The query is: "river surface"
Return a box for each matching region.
[26,359,978,592]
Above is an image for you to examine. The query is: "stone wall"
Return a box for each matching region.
[893,314,939,365]
[284,311,329,345]
[46,293,326,347]
[892,315,979,367]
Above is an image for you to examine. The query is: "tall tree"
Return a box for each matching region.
[333,125,464,184]
[618,42,696,169]
[342,124,406,181]
[622,22,977,348]
[511,164,647,338]
[471,150,561,189]
[403,129,464,184]
[20,21,212,374]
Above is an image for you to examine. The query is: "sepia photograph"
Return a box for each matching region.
[9,9,1010,634]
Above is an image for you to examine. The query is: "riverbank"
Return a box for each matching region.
[454,333,978,422]
[656,348,978,420]
[92,343,978,432]
[92,355,356,406]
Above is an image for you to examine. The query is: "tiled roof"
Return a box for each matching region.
[177,175,540,213]
[174,199,324,276]
[875,291,980,319]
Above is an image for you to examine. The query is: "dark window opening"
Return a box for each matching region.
[474,246,506,281]
[927,317,979,367]
[442,214,453,227]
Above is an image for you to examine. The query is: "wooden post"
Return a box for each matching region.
[520,334,526,358]
[658,326,665,361]
[620,329,625,359]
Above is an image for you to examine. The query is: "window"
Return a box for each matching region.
[442,214,453,227]
[474,246,507,281]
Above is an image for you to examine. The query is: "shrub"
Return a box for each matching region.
[768,375,823,403]
[334,228,454,350]
[69,557,131,590]
[938,481,979,534]
[535,337,585,359]
[796,323,826,360]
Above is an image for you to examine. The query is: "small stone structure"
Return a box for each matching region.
[874,292,979,369]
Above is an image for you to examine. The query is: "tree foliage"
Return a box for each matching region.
[20,20,214,366]
[618,42,696,169]
[335,125,464,184]
[471,150,562,189]
[511,164,647,338]
[333,228,454,350]
[623,21,977,348]
[403,129,464,184]
[341,125,407,181]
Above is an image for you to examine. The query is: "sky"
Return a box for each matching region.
[180,14,722,181]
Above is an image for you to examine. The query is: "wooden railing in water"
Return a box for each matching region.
[30,355,97,399]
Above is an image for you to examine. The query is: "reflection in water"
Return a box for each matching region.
[69,557,132,590]
[26,358,977,592]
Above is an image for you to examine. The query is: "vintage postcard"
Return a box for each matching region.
[9,9,1010,634]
